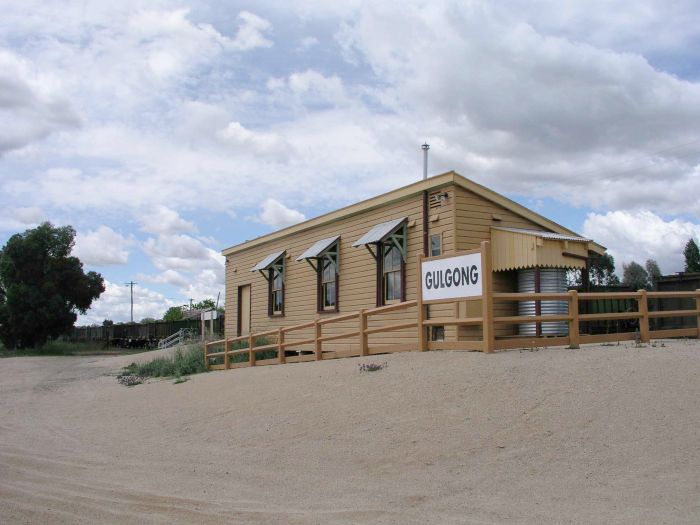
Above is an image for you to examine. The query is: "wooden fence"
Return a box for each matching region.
[205,243,700,371]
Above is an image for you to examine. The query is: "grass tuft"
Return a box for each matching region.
[122,344,207,379]
[358,361,388,373]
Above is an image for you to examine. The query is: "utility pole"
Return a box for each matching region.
[125,281,137,323]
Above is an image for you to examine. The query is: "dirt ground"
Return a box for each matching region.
[1,340,699,524]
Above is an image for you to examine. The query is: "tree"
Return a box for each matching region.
[645,259,662,289]
[569,253,620,287]
[163,306,185,321]
[683,238,700,272]
[0,222,105,349]
[140,317,157,323]
[622,261,649,290]
[191,298,215,310]
[589,253,620,286]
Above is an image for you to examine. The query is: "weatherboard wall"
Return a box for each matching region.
[224,187,456,352]
[452,185,544,339]
[223,177,582,348]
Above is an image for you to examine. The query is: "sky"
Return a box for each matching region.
[1,0,700,324]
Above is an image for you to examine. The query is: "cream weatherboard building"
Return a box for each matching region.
[222,171,604,353]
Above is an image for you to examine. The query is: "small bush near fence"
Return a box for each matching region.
[122,344,207,379]
[207,336,277,365]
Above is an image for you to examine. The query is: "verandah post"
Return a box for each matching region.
[480,241,495,352]
[696,289,700,340]
[416,253,427,351]
[204,341,209,370]
[638,290,650,342]
[359,309,368,356]
[568,290,580,349]
[314,320,322,360]
[224,337,230,369]
[277,328,285,364]
[249,333,256,366]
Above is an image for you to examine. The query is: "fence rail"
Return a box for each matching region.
[206,243,700,372]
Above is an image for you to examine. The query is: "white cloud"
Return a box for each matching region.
[583,210,700,274]
[0,50,80,154]
[139,205,197,235]
[257,199,306,229]
[0,206,44,232]
[217,121,292,158]
[332,1,700,211]
[179,269,225,303]
[231,11,273,51]
[73,226,133,266]
[140,269,191,289]
[142,233,224,273]
[298,36,319,51]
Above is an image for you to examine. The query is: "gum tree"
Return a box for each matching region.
[0,223,104,349]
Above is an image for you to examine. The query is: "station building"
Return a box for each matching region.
[222,171,605,350]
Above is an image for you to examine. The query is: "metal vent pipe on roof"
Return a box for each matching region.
[421,143,429,180]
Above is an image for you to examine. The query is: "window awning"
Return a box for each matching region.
[491,227,590,271]
[352,217,407,247]
[251,250,285,272]
[296,236,340,261]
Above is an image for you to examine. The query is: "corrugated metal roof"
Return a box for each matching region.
[352,217,407,247]
[250,250,285,272]
[492,227,590,243]
[296,236,340,261]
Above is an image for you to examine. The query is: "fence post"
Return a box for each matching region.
[314,320,322,360]
[416,253,427,351]
[696,289,700,340]
[568,290,579,349]
[249,333,256,366]
[480,241,495,352]
[277,328,285,364]
[224,337,230,369]
[638,290,650,343]
[359,310,368,356]
[204,341,209,370]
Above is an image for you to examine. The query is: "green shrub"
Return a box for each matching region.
[226,336,277,364]
[123,344,207,378]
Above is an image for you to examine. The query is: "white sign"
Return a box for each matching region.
[421,253,482,301]
[201,310,218,321]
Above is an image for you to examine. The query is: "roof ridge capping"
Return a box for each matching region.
[222,171,605,255]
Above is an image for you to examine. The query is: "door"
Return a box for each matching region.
[238,285,251,336]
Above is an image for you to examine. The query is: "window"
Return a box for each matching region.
[430,233,442,256]
[430,326,445,341]
[320,258,338,311]
[251,251,286,317]
[297,236,340,313]
[270,267,284,315]
[352,217,407,307]
[383,244,403,302]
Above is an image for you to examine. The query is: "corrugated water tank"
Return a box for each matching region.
[517,268,568,336]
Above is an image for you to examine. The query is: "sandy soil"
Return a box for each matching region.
[1,340,700,524]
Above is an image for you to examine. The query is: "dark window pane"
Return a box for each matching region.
[394,273,401,300]
[431,235,441,256]
[272,291,282,313]
[384,246,392,268]
[324,282,336,308]
[393,247,401,268]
